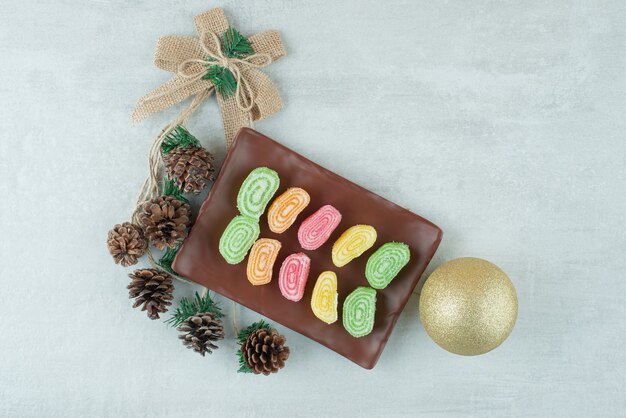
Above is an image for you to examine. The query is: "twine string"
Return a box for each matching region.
[231,300,239,335]
[132,87,241,331]
[131,89,211,224]
[143,31,272,112]
[199,288,238,335]
[130,89,211,284]
[132,29,268,331]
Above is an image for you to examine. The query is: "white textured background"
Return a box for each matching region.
[1,1,624,417]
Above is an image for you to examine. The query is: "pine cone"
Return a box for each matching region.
[178,312,224,356]
[164,145,214,194]
[241,328,290,375]
[139,196,191,250]
[107,222,147,267]
[127,269,174,320]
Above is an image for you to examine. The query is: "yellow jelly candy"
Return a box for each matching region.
[310,271,338,324]
[331,225,377,267]
[246,238,281,285]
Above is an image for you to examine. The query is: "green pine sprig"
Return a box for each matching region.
[237,352,252,373]
[236,320,272,373]
[163,177,189,204]
[203,27,253,98]
[166,292,223,328]
[203,64,237,98]
[161,125,196,203]
[161,125,201,155]
[222,27,253,58]
[158,242,181,275]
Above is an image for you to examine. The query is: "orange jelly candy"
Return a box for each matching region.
[267,187,311,234]
[246,238,282,285]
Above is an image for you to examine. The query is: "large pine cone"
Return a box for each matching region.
[107,222,147,267]
[139,196,191,250]
[164,145,214,194]
[178,312,224,356]
[241,328,290,375]
[127,269,174,320]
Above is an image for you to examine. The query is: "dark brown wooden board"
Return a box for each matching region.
[173,128,443,369]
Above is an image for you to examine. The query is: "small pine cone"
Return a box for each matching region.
[178,312,224,356]
[164,145,214,194]
[127,269,174,320]
[241,328,290,375]
[139,196,191,250]
[107,222,147,267]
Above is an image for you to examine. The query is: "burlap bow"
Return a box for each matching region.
[132,7,286,147]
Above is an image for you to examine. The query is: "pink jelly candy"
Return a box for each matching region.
[278,253,311,302]
[297,205,342,250]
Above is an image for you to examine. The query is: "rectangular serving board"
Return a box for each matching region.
[172,128,443,369]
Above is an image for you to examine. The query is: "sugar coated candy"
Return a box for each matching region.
[278,253,311,302]
[236,167,280,219]
[297,205,342,250]
[219,215,260,264]
[365,242,410,289]
[331,225,377,267]
[342,287,376,338]
[267,187,311,234]
[310,271,338,324]
[247,238,282,285]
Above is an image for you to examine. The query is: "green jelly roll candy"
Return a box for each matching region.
[342,287,377,338]
[219,215,260,264]
[365,242,410,289]
[237,167,280,219]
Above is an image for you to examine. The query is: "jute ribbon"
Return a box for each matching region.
[132,7,286,148]
[130,8,285,332]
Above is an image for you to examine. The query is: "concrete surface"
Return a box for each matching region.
[0,1,624,416]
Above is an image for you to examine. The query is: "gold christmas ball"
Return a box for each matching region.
[419,257,517,355]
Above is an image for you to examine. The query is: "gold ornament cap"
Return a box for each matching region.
[419,257,518,355]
